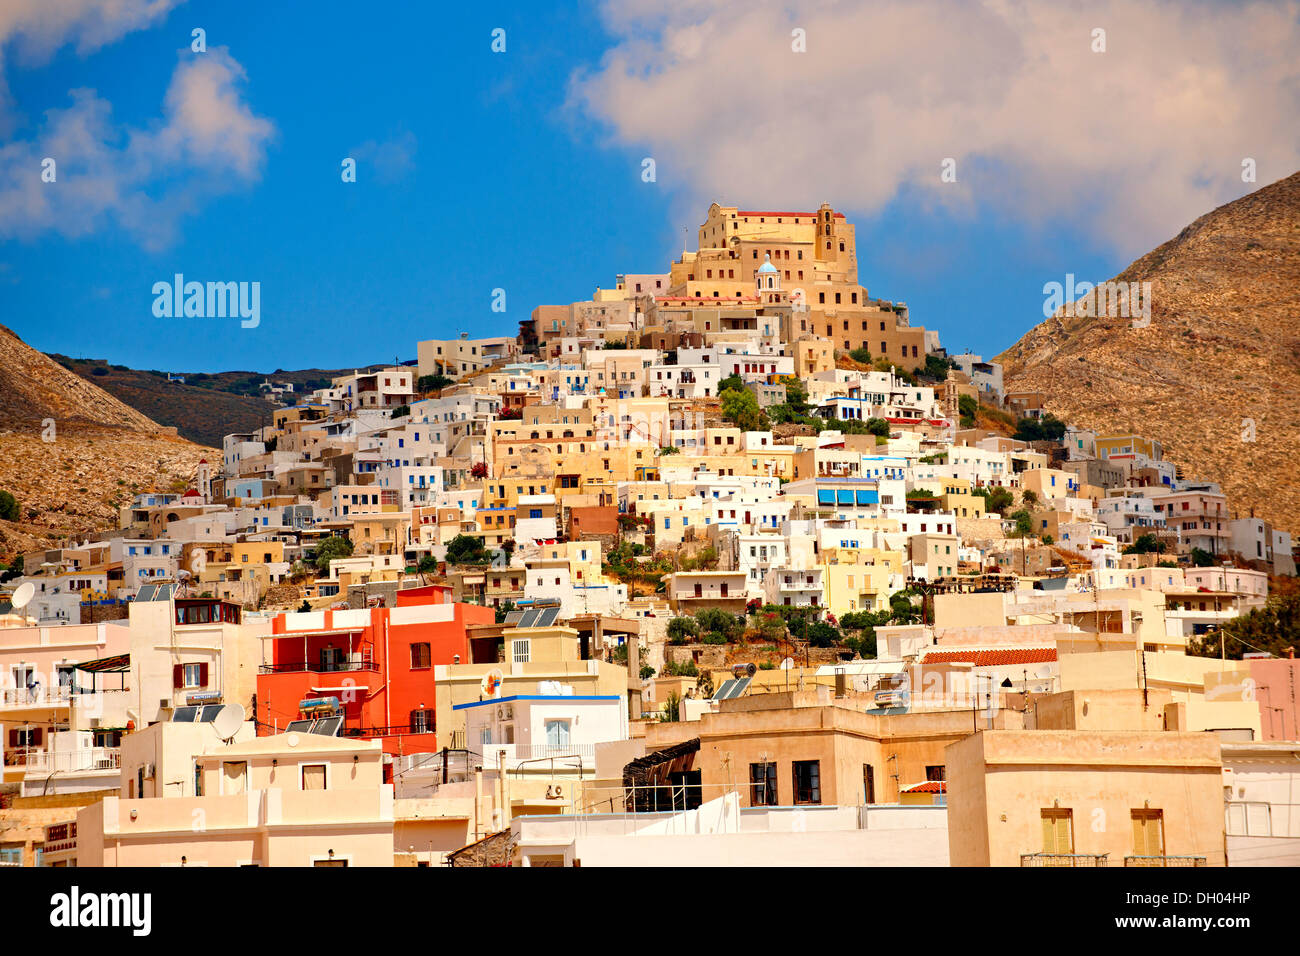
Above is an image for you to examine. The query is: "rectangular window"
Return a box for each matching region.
[544,719,571,748]
[863,765,875,804]
[301,764,326,791]
[1041,808,1073,854]
[793,760,821,804]
[512,639,531,664]
[410,643,431,669]
[750,762,778,806]
[183,663,204,688]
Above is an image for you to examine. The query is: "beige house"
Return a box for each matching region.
[946,729,1225,867]
[76,733,393,867]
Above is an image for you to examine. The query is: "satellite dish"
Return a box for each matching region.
[212,702,245,741]
[481,668,504,699]
[176,569,191,582]
[779,657,795,671]
[11,582,35,610]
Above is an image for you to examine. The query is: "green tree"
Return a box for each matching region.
[1188,583,1300,660]
[1122,533,1166,555]
[314,535,354,573]
[659,691,682,722]
[958,394,978,427]
[667,616,700,644]
[695,607,744,643]
[418,374,453,393]
[1190,547,1216,567]
[0,490,18,522]
[922,354,951,380]
[805,619,841,648]
[663,658,699,677]
[0,555,22,583]
[495,600,516,624]
[1013,413,1068,443]
[718,374,746,394]
[972,485,1014,515]
[848,347,872,364]
[864,417,891,438]
[720,386,767,432]
[390,404,410,418]
[1008,509,1034,537]
[417,555,438,573]
[445,534,491,565]
[779,376,809,413]
[889,590,922,625]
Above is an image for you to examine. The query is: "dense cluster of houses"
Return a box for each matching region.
[1,202,1297,867]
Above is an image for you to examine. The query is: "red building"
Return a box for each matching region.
[256,585,494,757]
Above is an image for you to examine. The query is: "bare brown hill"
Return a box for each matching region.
[998,171,1300,535]
[0,324,213,559]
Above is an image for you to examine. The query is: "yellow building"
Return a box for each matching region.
[946,730,1225,867]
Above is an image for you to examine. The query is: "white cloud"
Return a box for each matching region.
[0,0,184,134]
[0,48,274,249]
[348,130,418,184]
[0,0,180,57]
[570,0,1300,255]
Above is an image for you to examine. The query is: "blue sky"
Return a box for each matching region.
[1,1,1294,373]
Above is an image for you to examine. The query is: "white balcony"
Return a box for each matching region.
[6,747,121,774]
[0,685,72,709]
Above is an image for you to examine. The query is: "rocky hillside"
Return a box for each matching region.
[0,325,213,558]
[47,356,365,447]
[998,171,1300,535]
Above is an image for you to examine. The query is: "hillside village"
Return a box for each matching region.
[2,201,1298,868]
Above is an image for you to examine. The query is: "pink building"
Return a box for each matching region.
[1249,657,1300,741]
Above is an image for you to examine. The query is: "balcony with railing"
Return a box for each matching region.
[1124,855,1206,867]
[478,742,598,775]
[1020,852,1109,867]
[5,747,121,774]
[0,685,73,709]
[258,656,378,675]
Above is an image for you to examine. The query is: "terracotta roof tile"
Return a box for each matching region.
[901,780,946,793]
[921,648,1057,667]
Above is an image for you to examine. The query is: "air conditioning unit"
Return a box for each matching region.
[90,717,102,729]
